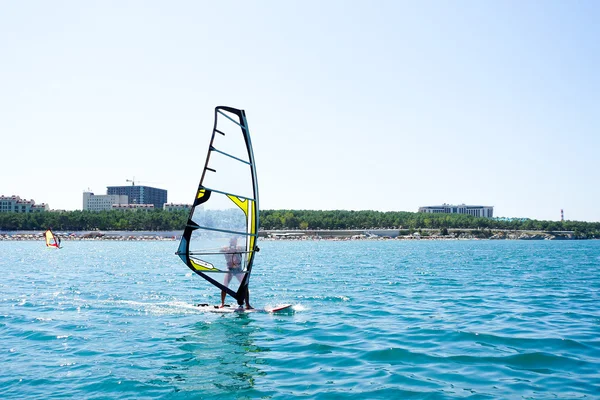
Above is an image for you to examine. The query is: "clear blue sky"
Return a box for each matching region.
[1,1,598,221]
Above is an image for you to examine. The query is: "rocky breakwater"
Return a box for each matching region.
[0,232,178,241]
[489,231,575,240]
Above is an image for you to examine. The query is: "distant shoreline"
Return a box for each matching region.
[0,231,180,241]
[0,229,591,241]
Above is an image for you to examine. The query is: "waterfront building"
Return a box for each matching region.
[83,192,128,211]
[163,203,191,212]
[419,204,494,218]
[0,195,49,213]
[106,185,167,209]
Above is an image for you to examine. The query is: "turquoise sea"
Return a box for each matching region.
[1,240,599,399]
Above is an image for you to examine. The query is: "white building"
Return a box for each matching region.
[163,203,191,211]
[419,204,494,218]
[0,195,48,213]
[83,192,128,211]
[111,204,154,211]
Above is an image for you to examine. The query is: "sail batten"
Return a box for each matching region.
[177,106,259,306]
[217,109,247,129]
[184,224,256,237]
[183,250,253,256]
[210,147,252,165]
[199,186,255,202]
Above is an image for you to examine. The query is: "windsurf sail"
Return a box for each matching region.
[44,229,61,248]
[176,106,259,306]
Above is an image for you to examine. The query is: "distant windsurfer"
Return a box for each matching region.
[220,237,253,309]
[44,228,60,248]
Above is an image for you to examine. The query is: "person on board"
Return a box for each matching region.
[45,228,60,248]
[220,237,253,309]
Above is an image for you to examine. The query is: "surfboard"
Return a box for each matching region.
[194,303,293,314]
[268,304,293,312]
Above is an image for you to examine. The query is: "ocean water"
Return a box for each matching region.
[1,239,599,399]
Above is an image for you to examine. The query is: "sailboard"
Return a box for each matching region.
[194,303,293,314]
[176,106,260,307]
[44,229,61,249]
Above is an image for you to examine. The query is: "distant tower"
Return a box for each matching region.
[561,209,564,222]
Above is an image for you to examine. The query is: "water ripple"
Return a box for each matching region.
[1,240,599,398]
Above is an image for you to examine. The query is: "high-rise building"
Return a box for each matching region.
[106,185,167,209]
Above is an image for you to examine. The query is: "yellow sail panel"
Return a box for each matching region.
[247,200,257,260]
[226,195,258,267]
[190,259,219,272]
[227,195,248,215]
[44,229,60,248]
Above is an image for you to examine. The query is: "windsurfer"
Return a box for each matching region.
[220,237,253,309]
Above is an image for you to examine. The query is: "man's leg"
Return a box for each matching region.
[220,273,232,307]
[245,288,253,310]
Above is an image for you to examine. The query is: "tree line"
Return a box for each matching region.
[260,210,600,237]
[0,210,188,231]
[0,209,599,238]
